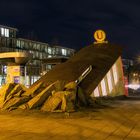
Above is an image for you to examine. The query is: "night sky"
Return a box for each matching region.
[0,0,140,59]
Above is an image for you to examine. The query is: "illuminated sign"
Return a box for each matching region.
[94,30,107,44]
[6,65,21,83]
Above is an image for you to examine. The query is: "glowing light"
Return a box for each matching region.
[101,79,107,96]
[126,84,140,90]
[93,87,100,97]
[107,71,113,92]
[112,64,118,84]
[94,30,106,43]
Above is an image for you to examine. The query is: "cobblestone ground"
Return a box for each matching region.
[0,96,140,140]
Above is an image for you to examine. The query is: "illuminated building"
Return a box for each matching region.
[122,59,133,79]
[0,25,75,87]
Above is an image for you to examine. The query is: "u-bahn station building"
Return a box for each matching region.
[0,25,75,87]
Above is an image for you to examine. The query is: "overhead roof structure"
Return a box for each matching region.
[0,52,31,64]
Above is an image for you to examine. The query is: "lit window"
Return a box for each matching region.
[21,41,24,48]
[52,48,55,55]
[40,53,42,59]
[46,64,52,70]
[1,28,9,37]
[107,71,113,92]
[112,64,118,84]
[36,52,39,58]
[1,28,4,36]
[101,79,107,96]
[62,49,67,56]
[33,43,36,49]
[37,44,40,50]
[17,40,20,47]
[5,29,9,37]
[48,47,52,54]
[45,46,48,53]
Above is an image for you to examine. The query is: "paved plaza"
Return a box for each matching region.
[0,97,140,140]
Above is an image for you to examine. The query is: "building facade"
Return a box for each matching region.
[0,25,75,87]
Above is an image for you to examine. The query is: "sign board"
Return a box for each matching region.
[94,30,107,44]
[6,65,24,83]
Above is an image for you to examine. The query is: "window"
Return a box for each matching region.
[48,47,52,54]
[1,28,4,36]
[40,45,44,51]
[44,46,48,53]
[46,64,52,70]
[21,41,24,49]
[62,48,67,56]
[55,48,60,55]
[112,64,118,84]
[43,53,47,59]
[40,53,43,59]
[33,43,36,50]
[67,50,71,56]
[24,42,28,49]
[37,44,40,50]
[1,28,9,37]
[101,79,107,96]
[35,52,39,58]
[107,71,113,92]
[52,48,55,55]
[5,29,9,37]
[17,40,20,47]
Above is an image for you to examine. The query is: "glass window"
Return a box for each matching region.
[1,28,4,36]
[52,48,55,55]
[37,44,40,50]
[35,52,39,58]
[62,48,67,56]
[40,45,44,51]
[40,53,43,59]
[44,46,48,53]
[101,79,107,96]
[43,53,47,59]
[24,42,28,49]
[17,40,21,47]
[21,41,24,48]
[67,50,70,55]
[33,43,37,50]
[5,29,9,37]
[1,28,9,37]
[29,42,32,48]
[46,64,52,70]
[48,47,52,54]
[107,71,113,92]
[55,48,60,55]
[112,64,118,84]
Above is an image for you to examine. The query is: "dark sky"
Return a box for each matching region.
[0,0,140,58]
